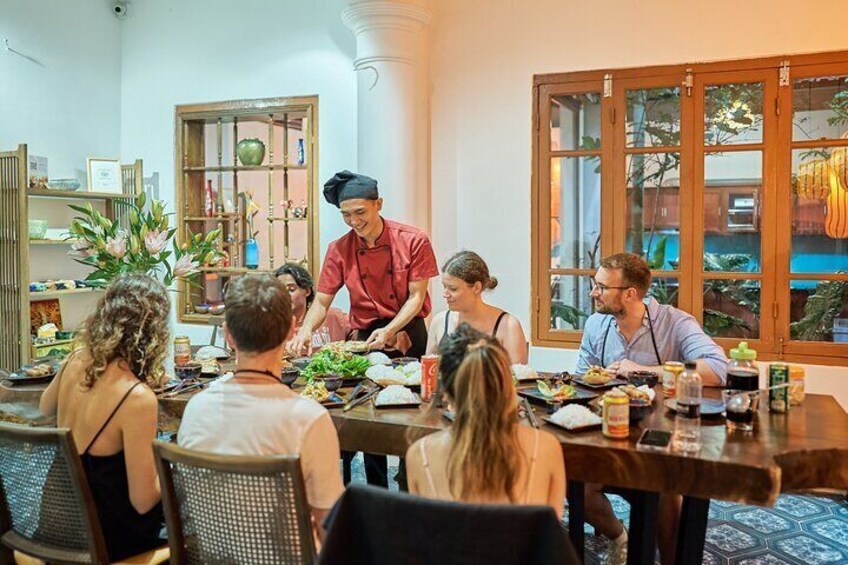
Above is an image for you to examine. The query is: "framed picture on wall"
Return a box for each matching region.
[86,158,122,194]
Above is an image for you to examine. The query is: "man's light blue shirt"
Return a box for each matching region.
[575,298,729,384]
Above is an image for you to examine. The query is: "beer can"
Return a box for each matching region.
[662,361,684,397]
[174,336,191,366]
[768,362,789,413]
[602,389,629,439]
[421,354,439,402]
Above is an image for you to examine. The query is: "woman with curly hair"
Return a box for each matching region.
[40,273,169,560]
[408,324,565,516]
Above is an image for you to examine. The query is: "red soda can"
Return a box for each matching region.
[421,354,439,401]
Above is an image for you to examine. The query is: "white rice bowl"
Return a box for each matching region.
[550,404,601,430]
[375,385,419,406]
[366,351,392,366]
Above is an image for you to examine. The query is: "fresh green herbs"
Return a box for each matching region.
[301,349,371,381]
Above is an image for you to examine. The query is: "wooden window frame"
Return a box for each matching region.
[532,50,848,366]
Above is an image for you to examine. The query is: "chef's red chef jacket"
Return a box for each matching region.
[317,218,439,331]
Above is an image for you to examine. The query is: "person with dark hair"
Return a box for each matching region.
[178,274,344,539]
[407,324,564,515]
[39,274,168,561]
[287,170,439,489]
[274,262,350,344]
[426,250,528,364]
[575,253,728,564]
[287,170,438,359]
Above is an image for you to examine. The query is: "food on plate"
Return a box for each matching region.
[613,384,654,402]
[537,380,577,401]
[366,351,392,366]
[195,357,220,375]
[550,404,602,430]
[24,364,54,378]
[195,345,229,360]
[582,365,612,385]
[300,381,331,403]
[511,364,538,382]
[325,340,369,354]
[375,385,419,406]
[301,348,371,381]
[366,362,422,386]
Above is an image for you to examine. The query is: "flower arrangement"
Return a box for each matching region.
[67,192,223,287]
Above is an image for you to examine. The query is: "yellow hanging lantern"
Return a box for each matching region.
[830,144,848,188]
[825,166,848,238]
[795,158,830,200]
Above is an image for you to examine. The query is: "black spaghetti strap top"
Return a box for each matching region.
[440,311,509,348]
[79,382,164,561]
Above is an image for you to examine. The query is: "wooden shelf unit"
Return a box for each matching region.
[0,144,142,368]
[174,96,319,324]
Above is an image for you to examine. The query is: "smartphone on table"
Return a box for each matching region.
[636,429,672,452]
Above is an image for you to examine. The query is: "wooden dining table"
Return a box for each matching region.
[154,376,848,565]
[4,369,848,565]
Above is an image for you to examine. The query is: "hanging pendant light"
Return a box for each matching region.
[796,158,830,200]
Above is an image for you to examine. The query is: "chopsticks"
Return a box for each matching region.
[344,386,378,412]
[520,396,540,428]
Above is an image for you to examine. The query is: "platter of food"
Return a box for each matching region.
[299,381,345,407]
[573,366,626,389]
[374,385,422,408]
[300,348,371,382]
[543,404,602,432]
[365,362,422,388]
[517,381,597,406]
[325,340,369,354]
[5,362,59,384]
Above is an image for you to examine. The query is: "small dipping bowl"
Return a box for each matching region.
[194,304,211,314]
[628,370,659,388]
[175,363,202,380]
[315,373,343,392]
[292,357,311,370]
[281,367,300,386]
[629,399,653,422]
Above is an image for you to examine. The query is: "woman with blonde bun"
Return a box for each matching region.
[426,250,528,364]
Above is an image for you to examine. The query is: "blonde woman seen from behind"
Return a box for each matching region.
[39,274,168,561]
[408,324,565,517]
[426,251,528,364]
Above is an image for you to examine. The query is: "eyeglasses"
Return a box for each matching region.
[590,281,631,293]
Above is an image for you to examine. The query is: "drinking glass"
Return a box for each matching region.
[722,390,759,432]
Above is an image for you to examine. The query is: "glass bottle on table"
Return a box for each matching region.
[727,341,759,391]
[673,361,702,453]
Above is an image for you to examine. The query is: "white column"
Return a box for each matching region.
[342,0,432,230]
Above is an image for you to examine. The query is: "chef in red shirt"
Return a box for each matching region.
[289,170,439,358]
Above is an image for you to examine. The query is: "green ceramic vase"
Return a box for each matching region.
[236,138,266,166]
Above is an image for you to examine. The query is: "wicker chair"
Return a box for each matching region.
[0,423,168,565]
[153,440,316,565]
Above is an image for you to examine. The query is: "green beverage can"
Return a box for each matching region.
[769,363,789,413]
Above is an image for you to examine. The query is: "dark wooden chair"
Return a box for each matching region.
[319,484,580,565]
[153,440,316,565]
[0,423,168,565]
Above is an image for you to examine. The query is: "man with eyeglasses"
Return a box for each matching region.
[575,252,728,565]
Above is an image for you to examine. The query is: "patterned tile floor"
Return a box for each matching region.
[348,455,848,564]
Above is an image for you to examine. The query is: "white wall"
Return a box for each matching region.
[0,0,122,181]
[428,0,848,408]
[118,0,359,343]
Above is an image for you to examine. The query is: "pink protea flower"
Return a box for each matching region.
[173,253,200,277]
[144,229,168,255]
[104,231,128,259]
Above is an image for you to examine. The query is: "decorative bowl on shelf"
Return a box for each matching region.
[236,138,265,166]
[209,303,225,315]
[28,220,49,240]
[194,304,211,314]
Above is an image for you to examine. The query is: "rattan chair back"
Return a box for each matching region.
[0,423,109,564]
[154,440,316,565]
